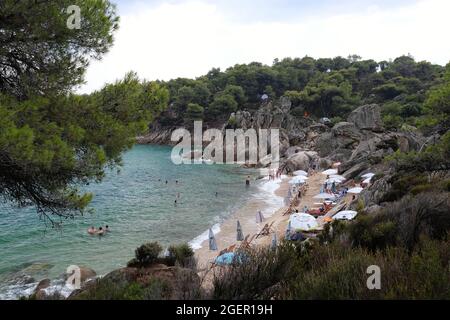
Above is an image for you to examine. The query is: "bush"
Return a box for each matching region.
[134,242,162,267]
[410,183,433,195]
[71,277,172,300]
[167,243,195,269]
[211,239,450,299]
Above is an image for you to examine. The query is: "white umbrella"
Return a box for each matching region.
[313,193,336,200]
[362,177,372,184]
[330,174,346,181]
[348,187,363,194]
[289,177,307,184]
[322,169,338,175]
[289,213,319,231]
[333,210,358,220]
[293,170,308,176]
[325,178,344,184]
[361,173,375,179]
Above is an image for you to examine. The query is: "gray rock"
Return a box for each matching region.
[347,104,383,132]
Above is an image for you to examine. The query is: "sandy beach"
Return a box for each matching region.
[194,170,343,270]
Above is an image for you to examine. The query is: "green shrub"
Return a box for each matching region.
[71,277,173,300]
[134,242,162,267]
[167,243,195,268]
[410,183,433,195]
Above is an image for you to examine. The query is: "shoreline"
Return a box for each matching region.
[194,175,290,269]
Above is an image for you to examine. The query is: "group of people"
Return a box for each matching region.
[268,168,282,180]
[87,225,110,236]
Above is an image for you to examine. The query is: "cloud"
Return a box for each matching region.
[78,0,450,93]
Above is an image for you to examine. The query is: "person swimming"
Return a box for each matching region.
[87,226,96,235]
[96,227,104,235]
[245,176,250,186]
[105,225,110,232]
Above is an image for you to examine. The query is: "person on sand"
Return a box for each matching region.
[87,226,96,235]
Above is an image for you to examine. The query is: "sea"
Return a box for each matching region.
[0,144,282,299]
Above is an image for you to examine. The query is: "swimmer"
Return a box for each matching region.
[174,199,178,206]
[165,180,168,184]
[96,227,104,235]
[105,225,110,232]
[245,176,250,186]
[87,226,96,235]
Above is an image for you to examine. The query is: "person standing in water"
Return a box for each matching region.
[245,176,250,186]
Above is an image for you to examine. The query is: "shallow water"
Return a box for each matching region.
[0,145,265,299]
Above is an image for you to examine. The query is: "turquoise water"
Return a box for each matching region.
[0,145,261,298]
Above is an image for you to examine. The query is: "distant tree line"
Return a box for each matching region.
[157,54,447,129]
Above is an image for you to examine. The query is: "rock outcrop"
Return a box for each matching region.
[69,264,200,300]
[347,104,384,132]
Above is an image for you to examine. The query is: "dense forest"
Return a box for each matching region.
[158,55,447,132]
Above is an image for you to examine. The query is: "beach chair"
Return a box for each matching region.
[256,221,275,238]
[239,234,256,250]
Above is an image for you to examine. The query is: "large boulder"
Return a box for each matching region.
[315,122,362,160]
[347,104,383,132]
[283,151,318,173]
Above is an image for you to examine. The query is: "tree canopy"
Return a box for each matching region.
[0,1,169,223]
[158,55,446,127]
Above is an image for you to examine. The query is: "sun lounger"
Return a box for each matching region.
[255,221,275,238]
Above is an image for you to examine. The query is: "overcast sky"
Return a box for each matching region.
[78,0,450,93]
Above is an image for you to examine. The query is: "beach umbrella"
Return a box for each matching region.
[208,228,217,251]
[289,176,307,183]
[289,213,319,231]
[293,170,308,176]
[325,178,344,184]
[348,187,363,194]
[313,193,336,200]
[236,220,244,241]
[255,211,265,223]
[322,169,338,175]
[330,174,346,181]
[288,179,305,185]
[285,221,292,240]
[361,172,375,179]
[363,177,372,184]
[271,233,278,250]
[333,210,358,221]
